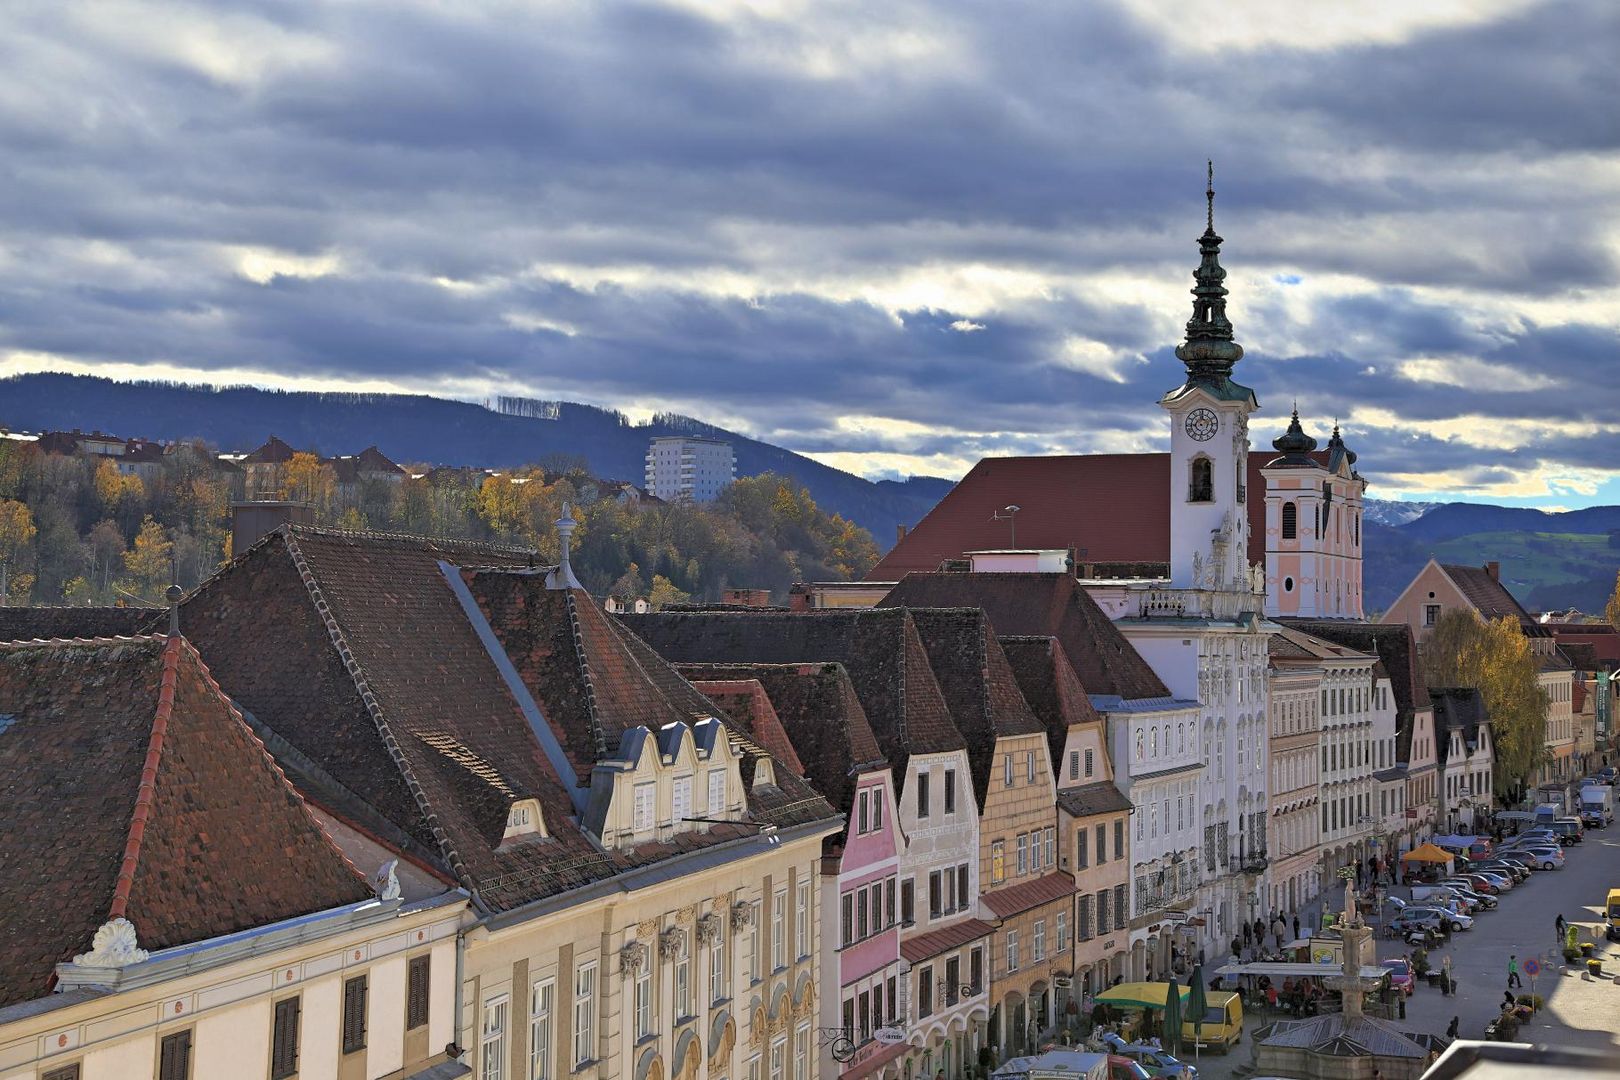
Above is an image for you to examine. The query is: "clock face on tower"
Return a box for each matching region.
[1184,408,1219,442]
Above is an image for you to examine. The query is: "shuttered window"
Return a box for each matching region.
[159,1030,192,1080]
[43,1066,81,1080]
[408,956,431,1030]
[272,997,301,1080]
[343,975,369,1053]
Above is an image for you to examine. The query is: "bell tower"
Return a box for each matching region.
[1161,163,1258,592]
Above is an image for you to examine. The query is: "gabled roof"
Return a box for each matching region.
[1430,687,1489,770]
[869,452,1337,580]
[1269,625,1374,664]
[0,606,151,642]
[1056,781,1133,819]
[1437,563,1545,635]
[999,635,1104,773]
[680,662,886,816]
[0,635,371,1007]
[619,608,964,779]
[241,435,298,465]
[879,573,1170,701]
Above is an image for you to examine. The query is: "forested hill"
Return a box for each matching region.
[0,373,951,542]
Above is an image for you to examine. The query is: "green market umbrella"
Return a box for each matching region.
[1186,965,1207,1062]
[1160,973,1183,1058]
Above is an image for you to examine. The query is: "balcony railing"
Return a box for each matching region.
[1229,850,1270,875]
[1123,586,1261,621]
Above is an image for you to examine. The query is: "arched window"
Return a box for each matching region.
[1188,457,1213,502]
[1281,501,1297,539]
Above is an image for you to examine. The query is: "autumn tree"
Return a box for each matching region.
[283,452,336,513]
[121,516,174,601]
[647,574,691,611]
[1424,608,1549,801]
[0,499,36,605]
[1605,570,1620,631]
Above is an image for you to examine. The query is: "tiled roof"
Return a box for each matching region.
[1439,564,1542,633]
[0,606,151,642]
[1534,647,1574,673]
[1430,687,1489,769]
[687,680,807,777]
[879,573,1169,701]
[869,452,1329,580]
[1285,619,1431,718]
[894,608,1042,807]
[1269,625,1374,664]
[242,435,297,464]
[678,663,886,817]
[0,635,371,1007]
[1056,781,1132,819]
[981,870,1075,919]
[999,635,1104,773]
[620,609,964,779]
[899,918,995,964]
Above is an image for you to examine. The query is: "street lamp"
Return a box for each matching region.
[991,505,1021,547]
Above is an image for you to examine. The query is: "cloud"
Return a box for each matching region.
[0,0,1615,507]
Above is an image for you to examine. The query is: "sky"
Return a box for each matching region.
[1,0,1617,508]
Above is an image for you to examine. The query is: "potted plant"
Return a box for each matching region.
[1412,949,1431,983]
[1588,957,1604,976]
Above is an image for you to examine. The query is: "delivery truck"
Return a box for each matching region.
[1580,784,1614,827]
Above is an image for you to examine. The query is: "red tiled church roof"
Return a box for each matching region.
[0,635,371,1007]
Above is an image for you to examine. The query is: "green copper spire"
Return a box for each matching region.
[1174,161,1245,383]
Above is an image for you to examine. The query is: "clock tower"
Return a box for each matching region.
[1161,164,1258,592]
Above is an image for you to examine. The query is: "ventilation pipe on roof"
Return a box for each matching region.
[547,503,584,591]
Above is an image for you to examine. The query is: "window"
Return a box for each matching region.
[901,879,915,924]
[44,1067,82,1080]
[159,1031,192,1080]
[1044,827,1055,868]
[342,975,368,1054]
[633,782,655,831]
[530,980,554,1080]
[1078,895,1093,940]
[1097,889,1110,935]
[928,872,943,919]
[1069,751,1079,781]
[1026,752,1036,783]
[672,775,693,824]
[969,947,984,993]
[957,864,969,909]
[482,995,510,1080]
[1007,930,1020,972]
[797,882,812,958]
[1096,824,1108,865]
[1189,456,1213,502]
[573,963,596,1066]
[770,1039,786,1080]
[748,901,762,981]
[944,770,956,814]
[1084,749,1094,777]
[1424,604,1441,627]
[1114,884,1127,924]
[633,962,653,1039]
[918,966,934,1018]
[1016,833,1029,875]
[772,889,787,969]
[675,950,692,1019]
[1004,753,1014,787]
[1057,911,1070,952]
[991,840,1006,884]
[841,891,854,945]
[1136,729,1144,761]
[794,1026,810,1080]
[271,997,300,1080]
[1281,501,1297,539]
[888,877,898,927]
[1033,920,1046,962]
[708,768,727,814]
[408,955,431,1030]
[916,772,931,818]
[872,789,884,831]
[1076,828,1088,868]
[858,789,870,833]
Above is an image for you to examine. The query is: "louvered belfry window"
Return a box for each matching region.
[343,975,369,1053]
[408,956,431,1030]
[272,997,301,1079]
[159,1030,192,1080]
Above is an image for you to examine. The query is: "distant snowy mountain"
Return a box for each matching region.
[1363,498,1441,527]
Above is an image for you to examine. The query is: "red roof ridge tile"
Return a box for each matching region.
[108,634,184,921]
[281,529,469,890]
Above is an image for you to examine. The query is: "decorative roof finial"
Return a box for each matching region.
[547,503,584,591]
[1174,161,1244,384]
[165,584,183,637]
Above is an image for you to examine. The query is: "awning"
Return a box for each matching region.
[1213,962,1388,981]
[1400,843,1454,864]
[1095,982,1189,1010]
[841,1039,910,1080]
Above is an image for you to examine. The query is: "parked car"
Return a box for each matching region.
[1381,958,1416,996]
[1457,872,1505,894]
[1475,860,1530,883]
[1110,1058,1153,1080]
[1389,909,1448,937]
[1514,847,1565,870]
[1099,1035,1198,1079]
[1406,905,1473,932]
[1551,817,1585,843]
[1597,767,1618,784]
[1439,882,1497,909]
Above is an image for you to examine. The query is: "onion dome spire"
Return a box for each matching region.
[1174,161,1245,384]
[1273,405,1318,458]
[1327,420,1358,467]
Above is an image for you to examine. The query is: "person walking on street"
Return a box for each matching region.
[1243,922,1252,945]
[1555,914,1566,943]
[1446,1016,1460,1039]
[1507,955,1522,989]
[1293,915,1301,940]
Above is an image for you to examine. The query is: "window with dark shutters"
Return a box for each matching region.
[272,997,301,1079]
[343,975,369,1053]
[1282,501,1297,539]
[43,1066,81,1080]
[407,955,431,1030]
[159,1030,192,1080]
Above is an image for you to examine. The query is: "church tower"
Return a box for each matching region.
[1161,164,1258,592]
[1261,412,1366,618]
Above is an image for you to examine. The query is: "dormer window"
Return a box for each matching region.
[672,774,694,824]
[503,798,546,841]
[633,782,656,831]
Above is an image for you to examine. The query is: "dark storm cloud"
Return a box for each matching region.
[0,0,1615,500]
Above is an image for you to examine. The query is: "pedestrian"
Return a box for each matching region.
[1502,990,1515,1011]
[1555,913,1566,942]
[1254,917,1265,944]
[1293,915,1301,940]
[1447,1016,1460,1039]
[1243,922,1252,945]
[1231,936,1242,960]
[1507,955,1522,989]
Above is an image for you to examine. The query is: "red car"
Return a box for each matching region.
[1110,1058,1153,1080]
[1458,874,1501,894]
[1381,958,1415,996]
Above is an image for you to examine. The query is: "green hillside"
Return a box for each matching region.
[1425,530,1620,612]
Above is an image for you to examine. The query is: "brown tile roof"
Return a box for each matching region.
[999,635,1104,772]
[869,452,1327,579]
[681,663,885,816]
[1534,647,1574,673]
[620,608,965,780]
[980,870,1075,919]
[687,680,807,777]
[1439,564,1543,634]
[0,635,371,1007]
[899,917,995,964]
[1056,781,1133,819]
[0,606,151,642]
[879,573,1170,701]
[1269,625,1374,663]
[242,435,298,464]
[891,608,1043,807]
[1429,687,1489,770]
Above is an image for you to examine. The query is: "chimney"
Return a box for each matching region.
[231,500,315,555]
[896,523,909,544]
[1485,561,1500,581]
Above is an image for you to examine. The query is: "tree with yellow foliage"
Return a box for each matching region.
[121,516,174,602]
[283,452,336,513]
[1605,570,1620,633]
[1424,608,1549,801]
[0,498,35,606]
